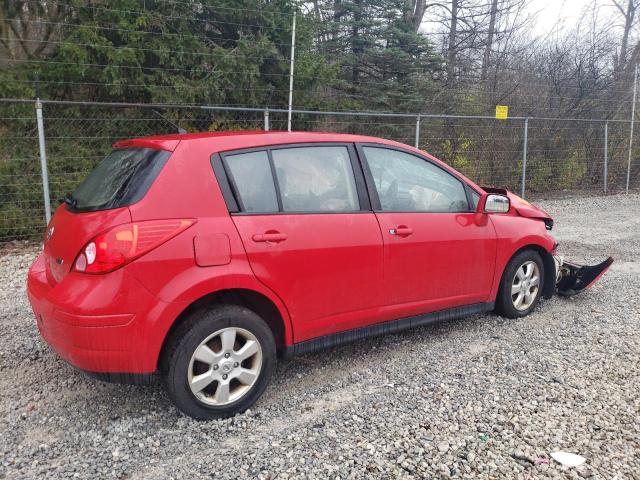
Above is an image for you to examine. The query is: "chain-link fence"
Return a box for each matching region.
[1,98,638,246]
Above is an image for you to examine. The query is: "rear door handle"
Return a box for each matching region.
[252,232,287,243]
[390,226,413,237]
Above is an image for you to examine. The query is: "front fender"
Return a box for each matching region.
[488,215,556,301]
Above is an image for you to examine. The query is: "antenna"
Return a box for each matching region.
[152,109,187,134]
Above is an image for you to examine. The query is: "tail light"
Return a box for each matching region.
[73,219,195,274]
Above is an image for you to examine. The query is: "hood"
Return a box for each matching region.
[482,187,553,227]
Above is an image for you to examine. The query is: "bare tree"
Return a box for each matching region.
[403,0,430,32]
[612,0,638,77]
[446,0,459,84]
[0,1,67,65]
[481,0,499,83]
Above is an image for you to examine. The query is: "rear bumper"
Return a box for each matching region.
[27,254,185,374]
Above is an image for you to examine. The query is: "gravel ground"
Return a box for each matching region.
[1,193,639,479]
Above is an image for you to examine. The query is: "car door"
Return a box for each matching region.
[215,143,384,342]
[357,144,497,317]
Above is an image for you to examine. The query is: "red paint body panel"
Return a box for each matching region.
[28,254,187,372]
[374,212,497,311]
[193,234,231,266]
[113,138,180,152]
[26,131,561,375]
[231,213,384,342]
[487,214,556,299]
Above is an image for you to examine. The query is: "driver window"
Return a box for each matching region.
[363,146,469,212]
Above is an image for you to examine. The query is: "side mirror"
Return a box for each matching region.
[483,194,510,213]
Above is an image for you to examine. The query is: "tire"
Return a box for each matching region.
[163,305,276,420]
[495,249,545,319]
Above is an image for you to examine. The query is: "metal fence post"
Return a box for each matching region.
[627,64,638,193]
[604,121,608,193]
[287,10,296,132]
[414,114,421,148]
[264,108,270,131]
[521,117,529,198]
[35,99,52,223]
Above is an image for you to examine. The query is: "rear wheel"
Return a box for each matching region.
[163,305,275,420]
[495,250,544,319]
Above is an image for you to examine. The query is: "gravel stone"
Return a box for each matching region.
[0,193,639,479]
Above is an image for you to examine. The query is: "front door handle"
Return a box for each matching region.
[390,226,413,237]
[252,231,287,243]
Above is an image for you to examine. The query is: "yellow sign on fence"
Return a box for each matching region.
[495,105,509,120]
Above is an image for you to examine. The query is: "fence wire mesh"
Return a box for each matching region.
[0,99,638,247]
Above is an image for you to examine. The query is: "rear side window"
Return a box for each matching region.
[272,146,359,212]
[224,151,279,213]
[72,148,170,212]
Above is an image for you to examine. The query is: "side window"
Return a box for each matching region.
[271,146,359,212]
[224,151,278,213]
[470,190,480,210]
[363,147,470,212]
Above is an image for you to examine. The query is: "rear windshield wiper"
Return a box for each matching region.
[61,192,77,208]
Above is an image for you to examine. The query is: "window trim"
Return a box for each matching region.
[464,184,481,212]
[211,142,371,215]
[211,152,240,212]
[355,143,478,214]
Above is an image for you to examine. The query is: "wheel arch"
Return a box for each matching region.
[158,287,291,370]
[499,243,556,300]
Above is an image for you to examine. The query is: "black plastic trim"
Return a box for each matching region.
[355,143,382,210]
[211,153,240,212]
[464,183,481,211]
[266,149,285,212]
[283,302,494,358]
[541,250,557,299]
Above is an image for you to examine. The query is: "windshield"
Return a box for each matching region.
[71,148,170,212]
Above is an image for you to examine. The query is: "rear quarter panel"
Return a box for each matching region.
[125,139,294,353]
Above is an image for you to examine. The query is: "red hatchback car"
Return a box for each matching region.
[27,131,612,419]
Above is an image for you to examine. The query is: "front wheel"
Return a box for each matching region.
[495,250,545,319]
[163,305,276,420]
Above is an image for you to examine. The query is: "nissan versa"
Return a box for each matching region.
[27,131,612,420]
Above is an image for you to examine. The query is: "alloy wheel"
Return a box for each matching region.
[511,260,540,311]
[187,327,262,406]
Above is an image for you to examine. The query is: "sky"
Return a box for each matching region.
[421,0,620,38]
[530,0,589,32]
[526,0,619,36]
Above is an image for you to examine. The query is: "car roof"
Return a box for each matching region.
[113,130,485,193]
[113,131,407,153]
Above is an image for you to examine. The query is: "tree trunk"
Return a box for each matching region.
[481,0,499,84]
[351,0,362,84]
[403,0,428,33]
[446,0,459,86]
[615,0,636,78]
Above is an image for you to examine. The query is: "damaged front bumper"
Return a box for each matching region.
[553,255,614,297]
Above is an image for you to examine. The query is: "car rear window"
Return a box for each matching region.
[70,148,170,212]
